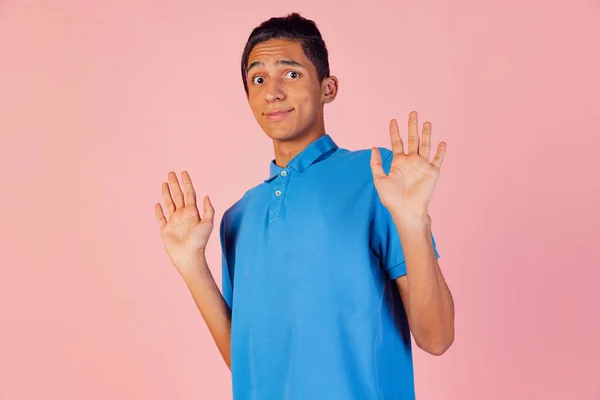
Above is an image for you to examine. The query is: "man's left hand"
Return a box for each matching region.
[370,111,446,221]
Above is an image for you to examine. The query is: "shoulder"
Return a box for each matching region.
[222,145,394,217]
[332,146,394,173]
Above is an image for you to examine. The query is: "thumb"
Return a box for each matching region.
[370,147,386,182]
[202,195,215,223]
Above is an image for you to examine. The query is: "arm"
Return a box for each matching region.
[369,111,454,356]
[182,253,232,370]
[394,214,454,356]
[154,170,231,370]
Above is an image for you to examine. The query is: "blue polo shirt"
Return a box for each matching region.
[220,134,439,399]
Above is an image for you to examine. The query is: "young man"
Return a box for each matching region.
[154,13,454,399]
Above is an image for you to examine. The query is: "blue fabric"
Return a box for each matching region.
[220,134,439,399]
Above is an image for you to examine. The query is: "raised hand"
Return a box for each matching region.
[154,171,215,278]
[370,111,446,220]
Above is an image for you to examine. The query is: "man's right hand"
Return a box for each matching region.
[154,171,215,279]
[155,171,232,369]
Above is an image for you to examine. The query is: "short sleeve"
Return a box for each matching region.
[369,148,440,280]
[220,216,233,310]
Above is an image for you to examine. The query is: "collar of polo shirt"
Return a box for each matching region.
[264,134,339,183]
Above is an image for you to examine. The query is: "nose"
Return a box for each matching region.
[265,78,286,103]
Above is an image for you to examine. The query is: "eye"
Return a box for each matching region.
[286,71,301,79]
[252,76,265,85]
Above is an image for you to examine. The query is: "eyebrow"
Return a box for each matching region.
[246,59,306,74]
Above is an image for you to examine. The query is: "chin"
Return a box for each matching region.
[262,126,302,142]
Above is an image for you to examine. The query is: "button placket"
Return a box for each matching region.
[269,168,290,222]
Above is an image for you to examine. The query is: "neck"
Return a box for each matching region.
[272,112,327,166]
[273,129,325,168]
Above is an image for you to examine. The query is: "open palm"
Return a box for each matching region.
[154,171,214,276]
[370,111,446,218]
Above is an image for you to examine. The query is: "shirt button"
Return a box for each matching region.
[275,190,282,196]
[281,171,287,177]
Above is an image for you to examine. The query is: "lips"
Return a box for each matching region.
[265,108,294,121]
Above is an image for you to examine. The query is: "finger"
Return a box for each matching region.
[161,181,176,218]
[431,142,447,169]
[202,195,215,223]
[420,121,432,160]
[168,171,185,209]
[407,111,420,154]
[154,203,167,228]
[370,147,386,182]
[181,170,197,206]
[389,119,404,155]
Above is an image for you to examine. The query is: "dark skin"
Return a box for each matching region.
[245,39,339,167]
[246,38,454,355]
[155,39,453,368]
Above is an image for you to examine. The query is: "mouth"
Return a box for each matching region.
[264,108,294,121]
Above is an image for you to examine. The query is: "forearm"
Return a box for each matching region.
[394,214,454,354]
[182,253,232,370]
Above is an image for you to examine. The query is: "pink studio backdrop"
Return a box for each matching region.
[1,1,599,399]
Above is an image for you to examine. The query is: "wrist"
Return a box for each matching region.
[176,251,209,277]
[391,211,431,232]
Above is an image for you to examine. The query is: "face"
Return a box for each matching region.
[245,39,338,142]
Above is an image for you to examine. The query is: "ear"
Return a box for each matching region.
[321,76,339,104]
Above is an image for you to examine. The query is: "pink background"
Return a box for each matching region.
[1,0,599,399]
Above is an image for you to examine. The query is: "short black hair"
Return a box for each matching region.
[241,13,330,95]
